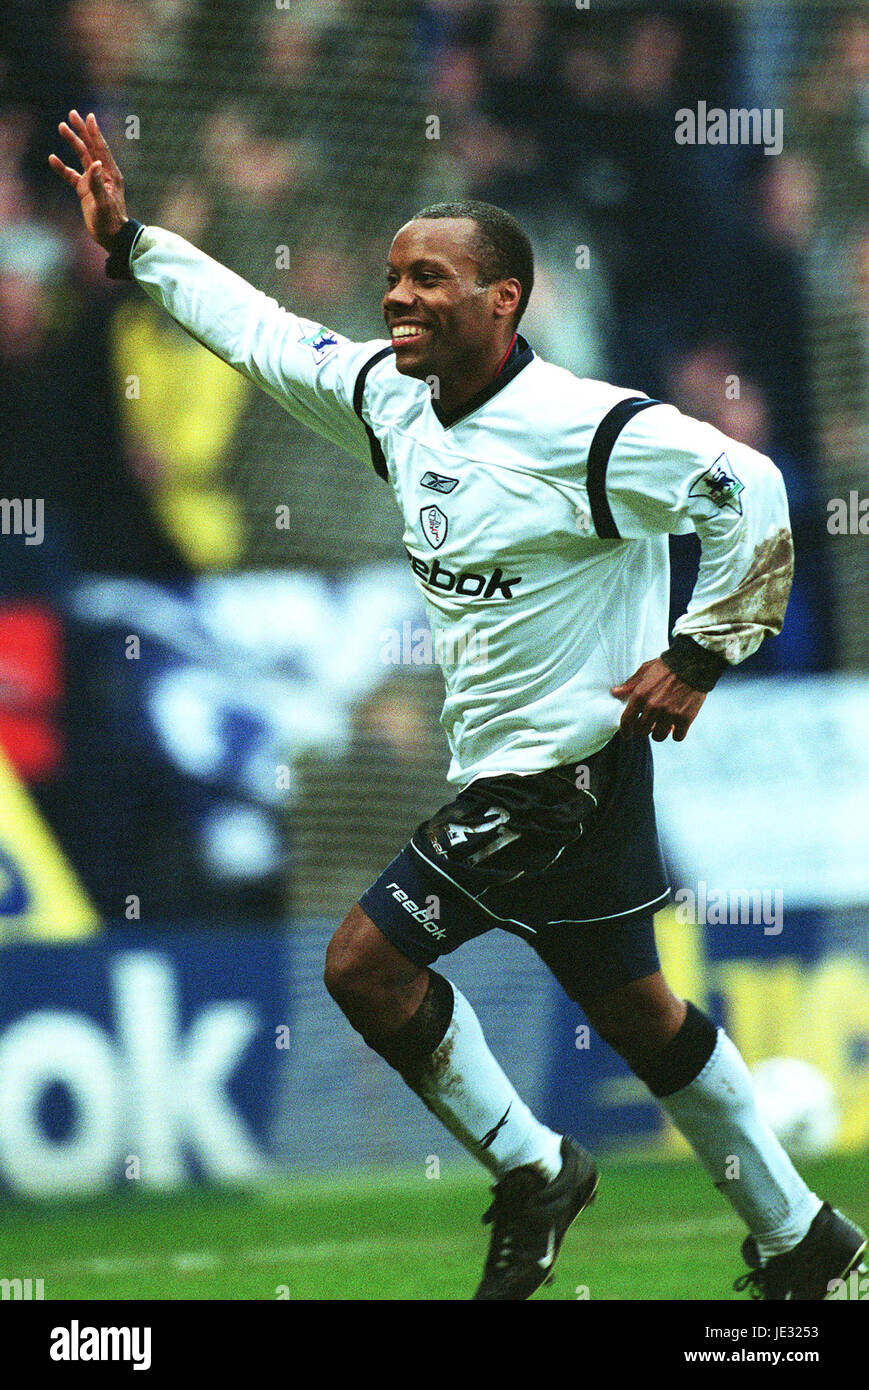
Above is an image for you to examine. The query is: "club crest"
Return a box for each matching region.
[420,504,448,549]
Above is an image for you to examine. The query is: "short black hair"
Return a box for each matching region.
[410,200,535,326]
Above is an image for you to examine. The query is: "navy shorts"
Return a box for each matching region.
[359,732,670,1006]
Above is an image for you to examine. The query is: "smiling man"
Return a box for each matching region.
[383,206,533,420]
[51,111,866,1302]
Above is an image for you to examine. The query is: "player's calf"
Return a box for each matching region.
[615,995,853,1297]
[581,972,689,1073]
[326,904,573,1294]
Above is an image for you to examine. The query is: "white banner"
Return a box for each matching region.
[653,675,869,908]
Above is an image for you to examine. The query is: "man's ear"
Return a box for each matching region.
[493,277,522,321]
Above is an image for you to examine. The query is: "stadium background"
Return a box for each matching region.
[0,0,867,1298]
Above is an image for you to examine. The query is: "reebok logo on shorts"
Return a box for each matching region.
[387,883,447,940]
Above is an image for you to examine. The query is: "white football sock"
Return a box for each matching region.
[414,981,563,1180]
[657,1028,822,1261]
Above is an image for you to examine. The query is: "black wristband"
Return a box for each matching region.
[104,218,144,280]
[660,634,729,692]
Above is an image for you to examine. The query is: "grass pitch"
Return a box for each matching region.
[2,1152,865,1301]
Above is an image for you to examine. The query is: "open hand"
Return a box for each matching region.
[49,110,129,250]
[612,658,706,742]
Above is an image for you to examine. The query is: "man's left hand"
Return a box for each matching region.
[612,659,706,742]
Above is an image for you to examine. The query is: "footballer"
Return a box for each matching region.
[52,110,867,1302]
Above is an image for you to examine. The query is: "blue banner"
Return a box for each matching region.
[0,930,289,1197]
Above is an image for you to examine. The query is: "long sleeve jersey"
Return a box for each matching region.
[112,222,794,786]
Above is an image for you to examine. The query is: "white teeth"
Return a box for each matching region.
[392,325,426,338]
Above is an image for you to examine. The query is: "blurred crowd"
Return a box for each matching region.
[0,0,867,928]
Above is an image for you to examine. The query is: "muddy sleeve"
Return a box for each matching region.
[599,402,794,685]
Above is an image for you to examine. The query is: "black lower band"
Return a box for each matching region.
[661,634,729,692]
[371,969,455,1085]
[105,218,144,280]
[635,1000,719,1097]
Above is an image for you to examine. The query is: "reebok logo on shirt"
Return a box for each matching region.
[406,551,523,599]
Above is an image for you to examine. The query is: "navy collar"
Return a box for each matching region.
[431,334,534,429]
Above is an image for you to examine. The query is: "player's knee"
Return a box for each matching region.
[324,904,422,1019]
[324,913,377,1009]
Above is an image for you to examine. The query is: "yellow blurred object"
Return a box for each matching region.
[650,911,869,1155]
[0,744,100,942]
[654,907,708,1156]
[155,488,247,570]
[654,905,707,1008]
[718,955,869,1153]
[111,302,251,569]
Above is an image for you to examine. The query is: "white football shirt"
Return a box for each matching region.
[126,226,793,786]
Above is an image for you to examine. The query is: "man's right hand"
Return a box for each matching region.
[49,110,129,250]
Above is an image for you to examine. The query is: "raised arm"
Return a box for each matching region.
[49,109,129,248]
[49,111,389,464]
